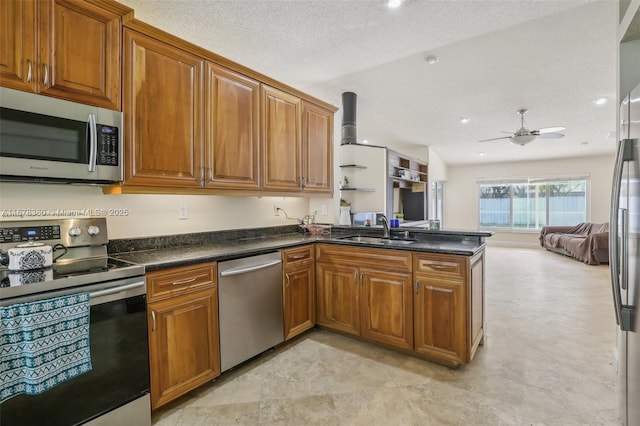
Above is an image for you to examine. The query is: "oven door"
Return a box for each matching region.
[0,277,150,426]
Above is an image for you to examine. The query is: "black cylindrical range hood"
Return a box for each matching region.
[341,92,357,145]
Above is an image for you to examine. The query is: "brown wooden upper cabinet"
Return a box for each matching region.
[302,101,334,193]
[123,28,205,187]
[114,20,335,195]
[0,0,128,110]
[205,64,260,190]
[260,86,334,194]
[261,85,303,191]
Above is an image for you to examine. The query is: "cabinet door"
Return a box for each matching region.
[39,0,122,109]
[205,64,260,189]
[123,29,204,187]
[360,267,413,350]
[302,101,333,193]
[261,85,302,191]
[148,288,220,410]
[0,0,36,92]
[414,276,466,364]
[316,261,359,335]
[284,261,315,340]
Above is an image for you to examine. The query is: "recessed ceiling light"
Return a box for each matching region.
[387,0,402,8]
[424,55,438,65]
[580,142,588,147]
[478,152,485,156]
[361,139,369,144]
[593,97,607,105]
[460,117,469,124]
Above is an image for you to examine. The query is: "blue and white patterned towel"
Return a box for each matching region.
[0,292,92,403]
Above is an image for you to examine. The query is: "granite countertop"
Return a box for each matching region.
[111,227,487,272]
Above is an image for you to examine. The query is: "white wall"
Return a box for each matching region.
[0,183,311,240]
[444,154,615,245]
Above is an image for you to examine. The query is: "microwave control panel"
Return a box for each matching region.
[97,125,119,166]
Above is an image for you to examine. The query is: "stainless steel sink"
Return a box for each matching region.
[337,235,415,246]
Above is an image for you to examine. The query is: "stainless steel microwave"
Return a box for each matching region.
[0,87,123,184]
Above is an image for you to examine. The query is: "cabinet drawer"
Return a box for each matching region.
[316,243,411,271]
[283,245,314,266]
[413,253,466,281]
[147,262,217,302]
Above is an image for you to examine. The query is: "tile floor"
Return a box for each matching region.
[152,246,619,425]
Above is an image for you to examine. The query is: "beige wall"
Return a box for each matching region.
[444,154,615,246]
[0,183,312,240]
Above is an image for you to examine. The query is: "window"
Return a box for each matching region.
[478,177,588,230]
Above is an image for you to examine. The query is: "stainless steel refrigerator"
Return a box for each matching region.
[611,82,640,426]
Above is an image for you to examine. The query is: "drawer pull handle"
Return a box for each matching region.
[151,310,156,332]
[171,277,198,285]
[415,281,419,294]
[429,264,457,270]
[290,254,307,260]
[285,273,290,287]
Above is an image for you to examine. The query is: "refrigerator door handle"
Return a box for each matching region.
[611,140,625,326]
[610,138,637,332]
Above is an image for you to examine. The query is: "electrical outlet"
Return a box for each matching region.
[178,204,188,220]
[321,204,328,216]
[274,205,280,216]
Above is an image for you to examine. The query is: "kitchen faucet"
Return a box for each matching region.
[378,215,390,239]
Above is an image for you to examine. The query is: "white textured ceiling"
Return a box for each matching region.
[119,0,618,166]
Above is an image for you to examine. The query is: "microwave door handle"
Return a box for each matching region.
[87,113,97,172]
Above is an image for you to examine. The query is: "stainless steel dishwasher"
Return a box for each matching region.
[218,251,284,371]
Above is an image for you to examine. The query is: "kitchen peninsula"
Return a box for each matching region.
[110,224,490,409]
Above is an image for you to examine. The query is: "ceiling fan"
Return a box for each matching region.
[479,109,565,146]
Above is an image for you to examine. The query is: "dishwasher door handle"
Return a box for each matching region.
[219,259,282,277]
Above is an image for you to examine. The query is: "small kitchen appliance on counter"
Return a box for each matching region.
[0,218,150,426]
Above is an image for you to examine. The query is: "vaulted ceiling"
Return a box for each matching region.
[120,0,618,165]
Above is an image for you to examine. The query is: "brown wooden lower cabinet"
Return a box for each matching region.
[316,244,484,365]
[413,276,466,363]
[142,244,484,411]
[315,244,414,351]
[413,251,485,364]
[146,262,220,410]
[282,245,316,340]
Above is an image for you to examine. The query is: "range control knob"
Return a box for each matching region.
[87,225,100,236]
[68,226,82,237]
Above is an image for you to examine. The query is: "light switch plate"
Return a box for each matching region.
[178,204,188,220]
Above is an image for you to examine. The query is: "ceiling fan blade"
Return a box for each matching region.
[534,126,565,134]
[478,136,512,142]
[536,132,565,139]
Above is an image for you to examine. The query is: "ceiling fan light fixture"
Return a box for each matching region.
[510,134,536,146]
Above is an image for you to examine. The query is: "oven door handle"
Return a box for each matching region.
[90,281,145,299]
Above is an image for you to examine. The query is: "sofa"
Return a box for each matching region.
[539,222,609,265]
